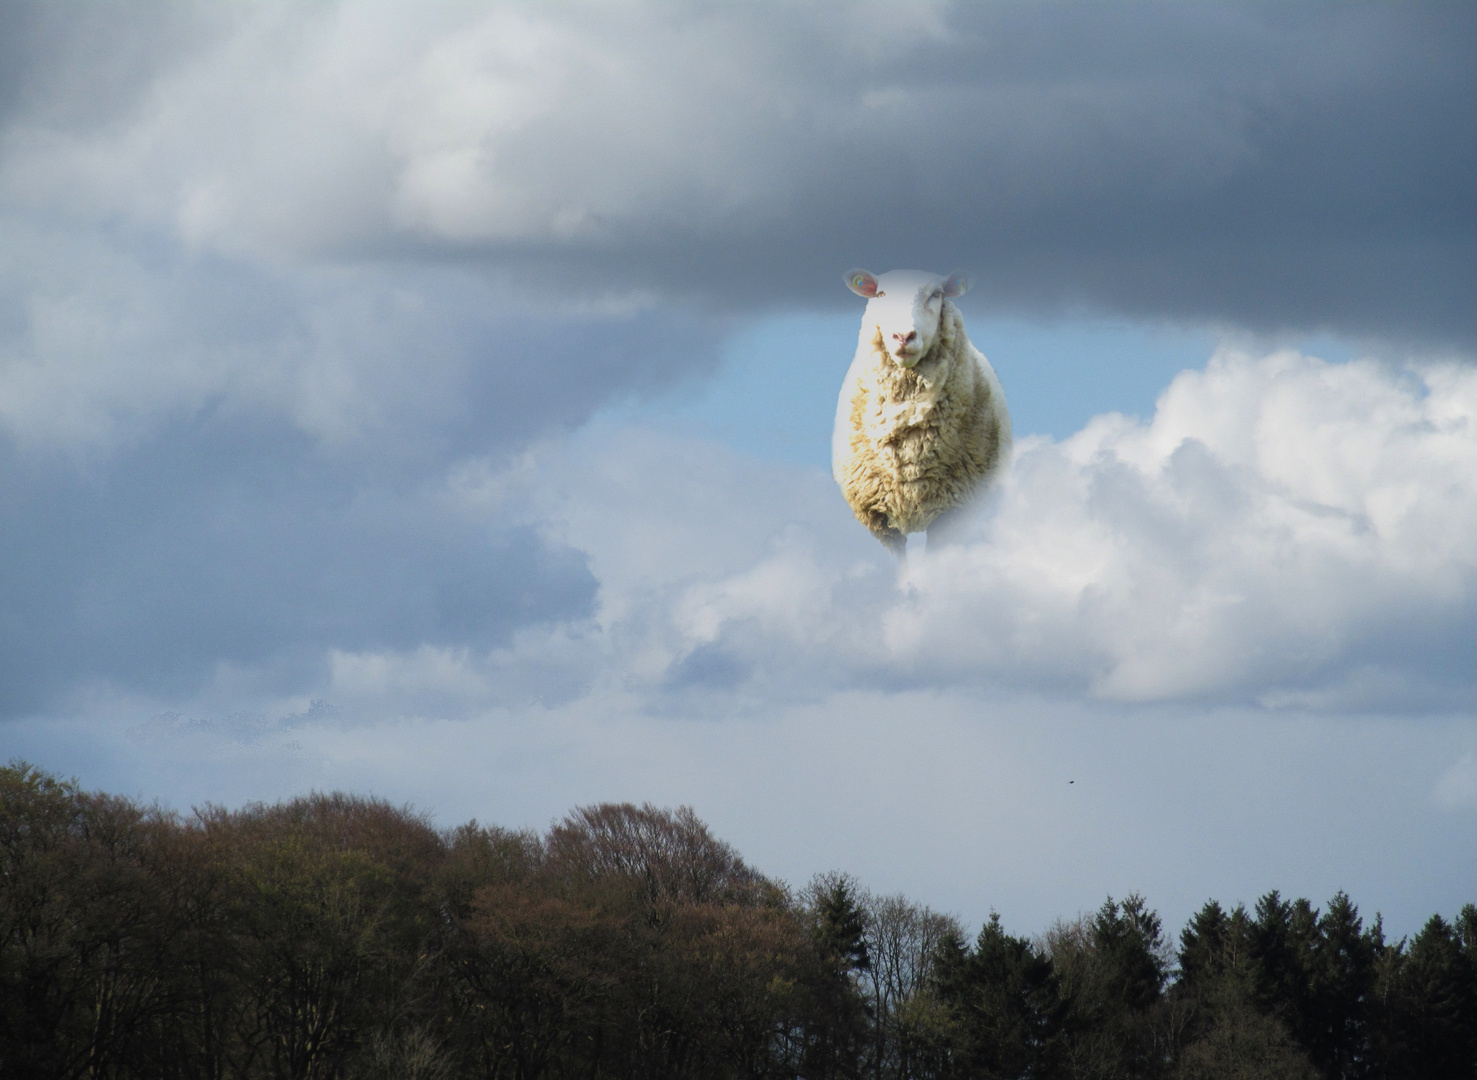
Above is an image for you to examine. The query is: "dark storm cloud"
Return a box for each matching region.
[551,2,1477,344]
[6,2,1471,343]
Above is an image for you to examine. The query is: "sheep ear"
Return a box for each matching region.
[845,269,880,298]
[942,272,969,298]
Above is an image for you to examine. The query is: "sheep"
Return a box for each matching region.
[832,268,1012,557]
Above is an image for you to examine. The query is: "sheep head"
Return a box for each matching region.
[845,268,969,369]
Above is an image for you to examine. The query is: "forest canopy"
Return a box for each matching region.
[1,762,1473,1080]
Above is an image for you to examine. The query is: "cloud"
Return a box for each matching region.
[440,347,1477,716]
[0,407,600,718]
[887,350,1477,706]
[0,223,721,723]
[1,1,1473,343]
[0,219,723,456]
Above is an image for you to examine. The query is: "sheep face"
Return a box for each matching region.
[845,268,969,369]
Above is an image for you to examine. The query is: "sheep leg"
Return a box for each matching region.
[865,511,908,560]
[926,505,969,550]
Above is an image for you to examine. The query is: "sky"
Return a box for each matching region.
[3,0,1476,942]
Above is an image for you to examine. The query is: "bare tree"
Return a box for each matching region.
[546,803,762,906]
[861,890,963,1079]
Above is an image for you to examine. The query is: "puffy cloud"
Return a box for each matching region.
[465,348,1477,714]
[890,351,1477,706]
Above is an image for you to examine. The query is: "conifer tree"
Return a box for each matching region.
[1250,891,1318,1046]
[933,912,1065,1079]
[814,875,872,975]
[1178,900,1232,990]
[800,874,873,1080]
[1305,891,1377,1078]
[1386,914,1477,1080]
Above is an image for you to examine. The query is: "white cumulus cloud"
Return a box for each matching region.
[458,348,1477,715]
[890,350,1477,705]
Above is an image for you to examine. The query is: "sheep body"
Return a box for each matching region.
[832,269,1011,555]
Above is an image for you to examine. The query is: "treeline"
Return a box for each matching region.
[2,763,1474,1080]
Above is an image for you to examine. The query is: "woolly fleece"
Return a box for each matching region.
[833,284,1011,554]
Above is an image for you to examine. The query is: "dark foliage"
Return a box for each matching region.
[1,762,1473,1080]
[931,912,1067,1078]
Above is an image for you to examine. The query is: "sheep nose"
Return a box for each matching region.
[893,331,917,346]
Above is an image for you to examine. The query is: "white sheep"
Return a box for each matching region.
[832,268,1012,556]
